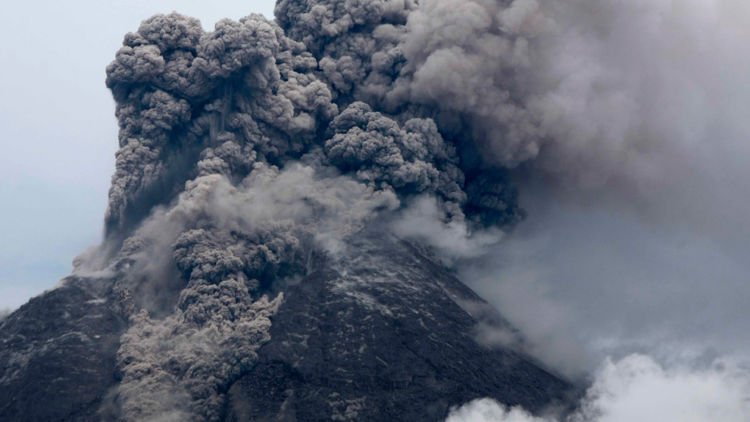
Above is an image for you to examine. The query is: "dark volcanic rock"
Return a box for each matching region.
[223,235,571,421]
[0,235,571,421]
[0,280,126,421]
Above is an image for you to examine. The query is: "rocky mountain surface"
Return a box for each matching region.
[0,234,571,421]
[0,280,125,420]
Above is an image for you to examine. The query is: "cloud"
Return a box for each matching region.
[447,398,549,422]
[573,354,750,422]
[448,354,750,422]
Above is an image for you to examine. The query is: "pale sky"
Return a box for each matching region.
[0,0,276,310]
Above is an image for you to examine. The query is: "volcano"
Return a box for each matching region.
[0,233,570,421]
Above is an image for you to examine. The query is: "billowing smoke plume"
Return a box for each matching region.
[70,0,750,419]
[91,4,524,419]
[104,163,398,419]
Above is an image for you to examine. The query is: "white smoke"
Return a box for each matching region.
[390,196,505,261]
[107,162,400,420]
[448,354,750,422]
[447,398,549,422]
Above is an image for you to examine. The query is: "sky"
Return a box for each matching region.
[0,0,276,311]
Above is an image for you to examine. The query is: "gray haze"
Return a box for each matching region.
[447,1,750,419]
[453,0,750,376]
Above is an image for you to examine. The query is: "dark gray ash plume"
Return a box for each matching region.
[87,3,543,418]
[90,4,527,417]
[325,101,467,219]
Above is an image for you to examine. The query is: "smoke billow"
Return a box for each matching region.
[61,0,750,419]
[85,4,523,419]
[102,162,401,419]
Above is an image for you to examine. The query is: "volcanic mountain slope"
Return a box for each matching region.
[224,233,571,420]
[0,278,126,420]
[0,233,571,421]
[0,2,580,419]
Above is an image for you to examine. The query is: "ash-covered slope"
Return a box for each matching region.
[225,233,570,421]
[0,233,570,421]
[0,280,125,421]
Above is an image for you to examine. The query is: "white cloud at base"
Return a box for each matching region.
[446,399,549,422]
[575,354,750,422]
[447,354,750,422]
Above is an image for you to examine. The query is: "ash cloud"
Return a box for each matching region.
[103,12,339,234]
[445,0,750,419]
[55,0,750,419]
[91,6,512,416]
[389,196,505,262]
[106,163,398,420]
[447,0,750,377]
